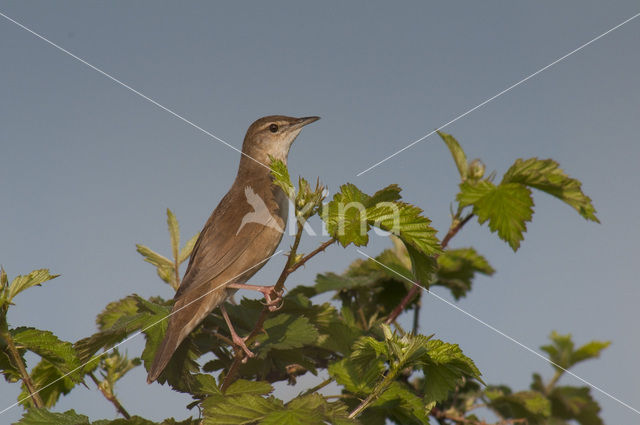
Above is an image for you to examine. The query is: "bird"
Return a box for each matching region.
[236,186,284,235]
[147,115,319,383]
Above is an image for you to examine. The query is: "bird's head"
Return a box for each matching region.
[240,115,320,165]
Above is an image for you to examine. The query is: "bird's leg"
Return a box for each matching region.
[227,283,284,312]
[219,304,255,359]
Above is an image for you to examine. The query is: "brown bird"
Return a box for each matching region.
[147,115,320,383]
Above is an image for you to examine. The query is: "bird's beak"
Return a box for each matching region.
[292,116,320,129]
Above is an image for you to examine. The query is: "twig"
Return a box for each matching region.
[348,370,395,418]
[220,227,335,391]
[287,238,336,274]
[545,369,563,394]
[385,213,474,325]
[88,371,131,419]
[300,377,334,397]
[1,330,44,408]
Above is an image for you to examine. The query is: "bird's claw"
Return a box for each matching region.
[231,333,255,359]
[259,286,284,312]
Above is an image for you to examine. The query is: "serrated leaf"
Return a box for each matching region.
[329,358,383,394]
[15,408,90,425]
[438,131,468,180]
[458,181,534,251]
[423,339,481,403]
[571,340,610,366]
[550,386,603,425]
[434,248,494,299]
[255,314,319,354]
[11,327,82,379]
[166,209,180,263]
[225,379,273,397]
[96,296,141,330]
[323,184,371,247]
[135,245,174,268]
[7,269,59,302]
[260,409,324,425]
[540,331,609,370]
[178,233,199,263]
[202,393,283,425]
[502,158,599,222]
[371,381,431,425]
[489,390,551,421]
[367,201,441,257]
[269,156,295,199]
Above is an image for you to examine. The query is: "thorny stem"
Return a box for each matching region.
[384,213,474,325]
[220,225,335,392]
[300,377,334,397]
[1,329,44,408]
[88,371,131,419]
[348,370,396,419]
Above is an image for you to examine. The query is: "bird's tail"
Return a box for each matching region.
[147,287,229,383]
[146,328,181,383]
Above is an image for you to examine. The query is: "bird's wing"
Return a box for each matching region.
[175,186,281,299]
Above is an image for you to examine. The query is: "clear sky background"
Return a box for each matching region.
[1,1,639,424]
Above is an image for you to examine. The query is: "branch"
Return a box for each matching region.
[88,371,131,419]
[220,227,335,391]
[385,213,473,325]
[1,329,44,408]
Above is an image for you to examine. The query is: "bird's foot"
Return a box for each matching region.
[231,333,255,360]
[258,285,284,312]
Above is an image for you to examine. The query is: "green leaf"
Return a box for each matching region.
[434,248,494,299]
[178,233,199,264]
[256,314,319,354]
[540,331,609,370]
[202,394,283,425]
[489,390,551,422]
[225,379,274,397]
[367,201,441,257]
[502,158,599,222]
[324,184,371,247]
[328,358,383,394]
[260,409,324,425]
[96,296,141,331]
[135,245,173,269]
[269,156,295,199]
[7,269,59,302]
[458,181,534,251]
[371,381,431,425]
[422,339,481,403]
[11,327,82,379]
[16,408,90,425]
[550,386,603,425]
[438,131,468,180]
[166,208,180,263]
[571,340,611,366]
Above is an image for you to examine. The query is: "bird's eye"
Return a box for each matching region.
[269,124,279,133]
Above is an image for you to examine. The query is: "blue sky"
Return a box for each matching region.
[1,1,639,423]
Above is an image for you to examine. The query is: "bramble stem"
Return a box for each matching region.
[1,329,44,408]
[88,371,131,419]
[385,213,473,325]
